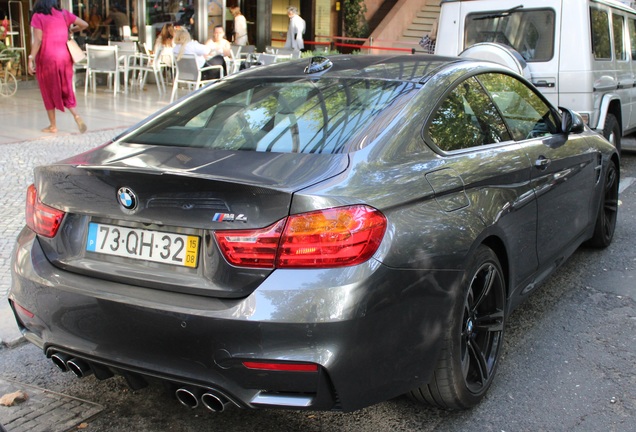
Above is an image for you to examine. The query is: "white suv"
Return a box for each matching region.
[435,0,636,152]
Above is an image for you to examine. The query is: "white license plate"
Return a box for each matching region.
[86,222,199,268]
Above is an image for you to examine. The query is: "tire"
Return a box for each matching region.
[409,245,506,410]
[603,113,621,154]
[587,159,619,248]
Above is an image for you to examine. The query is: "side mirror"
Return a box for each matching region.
[559,107,585,135]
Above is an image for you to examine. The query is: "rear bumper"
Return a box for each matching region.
[10,228,462,411]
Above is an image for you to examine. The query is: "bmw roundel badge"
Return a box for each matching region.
[117,187,138,211]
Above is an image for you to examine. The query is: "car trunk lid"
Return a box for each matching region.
[33,143,349,298]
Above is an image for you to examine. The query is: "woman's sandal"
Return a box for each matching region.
[74,116,87,134]
[42,126,57,133]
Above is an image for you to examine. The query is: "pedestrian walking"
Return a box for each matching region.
[284,6,305,51]
[28,0,89,134]
[230,6,247,45]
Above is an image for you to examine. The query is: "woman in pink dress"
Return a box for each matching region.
[27,0,89,134]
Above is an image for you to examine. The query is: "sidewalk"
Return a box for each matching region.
[0,79,171,145]
[1,79,172,348]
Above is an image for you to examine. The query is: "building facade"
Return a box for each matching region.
[0,0,342,55]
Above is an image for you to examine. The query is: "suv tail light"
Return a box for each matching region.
[215,205,387,269]
[26,184,65,238]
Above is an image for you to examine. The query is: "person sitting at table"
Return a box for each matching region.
[85,5,105,42]
[173,27,222,79]
[154,23,175,67]
[102,6,127,41]
[205,25,231,76]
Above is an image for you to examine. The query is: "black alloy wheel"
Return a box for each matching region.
[588,159,619,248]
[460,256,505,395]
[409,245,506,409]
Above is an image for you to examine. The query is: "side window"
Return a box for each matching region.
[613,14,626,61]
[629,19,636,60]
[477,73,559,141]
[591,7,611,60]
[427,77,511,152]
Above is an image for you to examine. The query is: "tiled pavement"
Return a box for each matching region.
[0,378,104,432]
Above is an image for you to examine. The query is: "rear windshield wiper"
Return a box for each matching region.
[474,5,523,20]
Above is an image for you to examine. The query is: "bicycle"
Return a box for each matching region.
[0,49,19,97]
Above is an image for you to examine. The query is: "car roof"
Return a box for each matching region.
[231,54,465,84]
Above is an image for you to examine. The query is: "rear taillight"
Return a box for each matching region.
[215,205,387,269]
[214,219,286,268]
[26,184,65,238]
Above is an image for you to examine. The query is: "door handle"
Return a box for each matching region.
[535,156,551,170]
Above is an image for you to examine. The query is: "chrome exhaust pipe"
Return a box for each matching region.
[175,387,203,409]
[50,353,72,372]
[201,391,229,413]
[67,358,93,378]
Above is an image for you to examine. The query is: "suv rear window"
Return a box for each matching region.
[465,8,556,62]
[123,78,418,154]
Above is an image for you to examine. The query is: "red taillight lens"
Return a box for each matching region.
[214,219,286,268]
[215,205,387,269]
[242,361,319,372]
[278,206,387,268]
[25,184,65,238]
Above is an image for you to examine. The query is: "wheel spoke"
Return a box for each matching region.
[467,338,490,386]
[604,199,618,213]
[471,264,495,312]
[474,309,504,332]
[605,167,617,193]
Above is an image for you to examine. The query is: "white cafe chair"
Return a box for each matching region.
[240,45,256,59]
[171,54,223,102]
[126,47,166,94]
[85,44,128,95]
[121,25,132,41]
[230,44,242,59]
[224,49,241,75]
[257,53,277,65]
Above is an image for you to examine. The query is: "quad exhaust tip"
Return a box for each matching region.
[175,387,203,409]
[50,353,72,372]
[201,391,230,413]
[50,353,231,412]
[67,358,93,378]
[175,387,230,412]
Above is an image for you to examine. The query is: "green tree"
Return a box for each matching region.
[344,0,369,39]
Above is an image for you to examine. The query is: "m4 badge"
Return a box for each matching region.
[212,213,248,222]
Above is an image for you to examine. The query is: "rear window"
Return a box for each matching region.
[123,78,418,154]
[465,8,556,62]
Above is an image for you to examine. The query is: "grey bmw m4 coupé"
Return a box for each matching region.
[10,55,619,412]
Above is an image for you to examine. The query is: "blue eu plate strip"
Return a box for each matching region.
[86,223,97,251]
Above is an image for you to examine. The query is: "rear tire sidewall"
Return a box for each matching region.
[588,159,619,248]
[446,245,505,408]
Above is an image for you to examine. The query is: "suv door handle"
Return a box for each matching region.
[535,156,551,170]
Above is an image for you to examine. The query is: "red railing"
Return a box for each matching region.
[271,35,417,54]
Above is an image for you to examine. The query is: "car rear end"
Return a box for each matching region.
[9,57,460,411]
